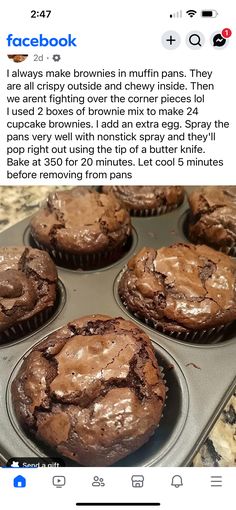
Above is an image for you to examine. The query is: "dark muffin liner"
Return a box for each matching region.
[31,236,133,270]
[0,308,53,344]
[217,245,236,257]
[189,235,236,258]
[160,365,168,397]
[141,315,233,345]
[129,203,180,217]
[160,323,233,345]
[0,289,60,344]
[189,238,236,258]
[120,303,233,345]
[158,366,168,429]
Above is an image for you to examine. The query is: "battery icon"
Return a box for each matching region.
[201,10,218,17]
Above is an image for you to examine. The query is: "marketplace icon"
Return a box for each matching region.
[131,475,144,488]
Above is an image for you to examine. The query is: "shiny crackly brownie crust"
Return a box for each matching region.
[8,54,28,62]
[30,188,131,255]
[12,315,166,466]
[188,187,236,249]
[118,243,236,333]
[103,186,184,212]
[0,247,57,333]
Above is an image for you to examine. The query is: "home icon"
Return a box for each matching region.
[13,475,26,488]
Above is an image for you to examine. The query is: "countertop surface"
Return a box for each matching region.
[0,185,235,467]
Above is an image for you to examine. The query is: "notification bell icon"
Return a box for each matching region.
[171,475,183,488]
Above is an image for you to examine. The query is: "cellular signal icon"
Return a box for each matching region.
[186,9,197,17]
[170,10,182,18]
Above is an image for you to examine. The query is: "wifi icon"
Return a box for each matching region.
[186,9,197,17]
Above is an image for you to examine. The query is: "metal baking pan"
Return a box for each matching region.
[0,192,235,467]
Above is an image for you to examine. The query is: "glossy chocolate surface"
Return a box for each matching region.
[103,186,184,211]
[119,243,236,333]
[0,247,57,332]
[188,186,236,248]
[12,315,166,466]
[30,188,131,255]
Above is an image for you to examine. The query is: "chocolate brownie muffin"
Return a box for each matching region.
[12,315,166,466]
[8,54,28,63]
[188,187,236,254]
[118,243,236,337]
[0,247,57,341]
[30,188,132,269]
[102,186,184,216]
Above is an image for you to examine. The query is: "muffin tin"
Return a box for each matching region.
[0,191,235,467]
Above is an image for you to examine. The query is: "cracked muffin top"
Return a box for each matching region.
[12,315,166,466]
[8,54,28,63]
[103,186,184,212]
[118,243,236,333]
[0,247,57,332]
[30,188,131,254]
[188,187,236,249]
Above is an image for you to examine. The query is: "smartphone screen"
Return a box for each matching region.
[0,1,235,509]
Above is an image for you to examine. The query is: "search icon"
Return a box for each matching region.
[186,31,205,49]
[189,33,201,46]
